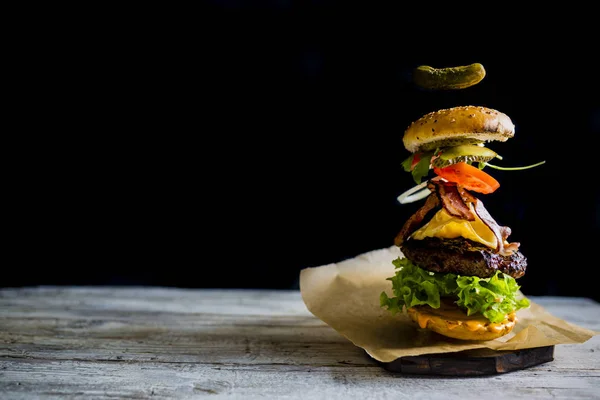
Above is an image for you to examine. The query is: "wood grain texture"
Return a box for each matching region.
[1,287,599,399]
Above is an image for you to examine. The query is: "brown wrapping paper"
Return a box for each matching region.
[300,246,599,362]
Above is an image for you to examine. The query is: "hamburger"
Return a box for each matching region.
[380,105,543,341]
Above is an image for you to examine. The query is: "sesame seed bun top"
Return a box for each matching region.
[403,106,515,154]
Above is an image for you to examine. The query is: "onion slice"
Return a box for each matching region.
[397,181,430,204]
[483,160,545,171]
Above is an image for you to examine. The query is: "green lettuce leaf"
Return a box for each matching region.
[380,257,530,323]
[401,151,434,184]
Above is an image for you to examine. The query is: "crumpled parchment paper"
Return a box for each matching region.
[300,246,599,362]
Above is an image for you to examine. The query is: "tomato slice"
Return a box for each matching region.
[433,162,500,194]
[410,153,421,170]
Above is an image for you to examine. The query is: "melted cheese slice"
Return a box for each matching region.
[410,204,497,248]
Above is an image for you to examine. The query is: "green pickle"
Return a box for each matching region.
[432,145,497,168]
[413,63,486,90]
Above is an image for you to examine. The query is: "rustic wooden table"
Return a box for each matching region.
[1,287,598,399]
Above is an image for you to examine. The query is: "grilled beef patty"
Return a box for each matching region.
[400,237,527,279]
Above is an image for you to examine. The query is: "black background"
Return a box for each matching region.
[7,3,599,301]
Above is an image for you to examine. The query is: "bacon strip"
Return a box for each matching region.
[394,194,439,246]
[457,185,477,204]
[430,178,476,221]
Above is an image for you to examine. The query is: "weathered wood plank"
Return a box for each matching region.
[1,357,599,400]
[0,287,599,399]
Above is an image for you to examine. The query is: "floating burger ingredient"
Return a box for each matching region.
[413,63,486,90]
[380,105,545,341]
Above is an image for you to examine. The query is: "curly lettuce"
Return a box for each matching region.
[380,257,530,323]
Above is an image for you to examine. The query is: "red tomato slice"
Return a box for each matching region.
[410,153,421,170]
[433,162,500,194]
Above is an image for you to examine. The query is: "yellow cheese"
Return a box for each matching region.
[410,205,497,248]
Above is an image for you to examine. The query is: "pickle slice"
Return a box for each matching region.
[432,145,498,168]
[413,63,486,90]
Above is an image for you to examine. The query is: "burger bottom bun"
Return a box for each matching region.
[406,299,517,341]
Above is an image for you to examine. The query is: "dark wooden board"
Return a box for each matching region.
[375,346,554,376]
